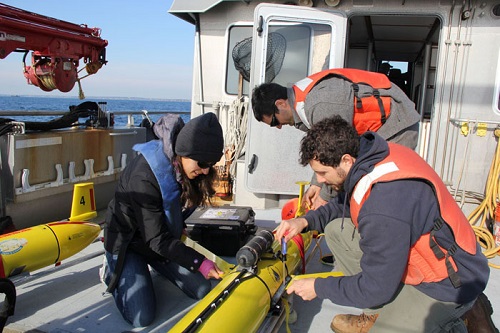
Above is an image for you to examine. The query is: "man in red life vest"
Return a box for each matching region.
[274,115,496,333]
[251,68,420,210]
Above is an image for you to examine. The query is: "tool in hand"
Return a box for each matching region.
[281,236,288,290]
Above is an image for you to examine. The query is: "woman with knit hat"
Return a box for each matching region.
[102,112,224,328]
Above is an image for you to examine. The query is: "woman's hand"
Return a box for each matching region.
[198,258,223,279]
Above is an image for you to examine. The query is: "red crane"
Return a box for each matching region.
[0,3,108,93]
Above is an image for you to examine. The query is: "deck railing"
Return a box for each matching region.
[0,109,191,128]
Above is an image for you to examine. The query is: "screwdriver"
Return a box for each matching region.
[281,236,287,289]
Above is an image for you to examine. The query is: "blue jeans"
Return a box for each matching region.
[104,250,211,327]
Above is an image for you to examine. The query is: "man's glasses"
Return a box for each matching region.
[197,161,216,169]
[270,112,280,127]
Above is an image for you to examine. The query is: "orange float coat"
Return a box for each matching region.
[349,143,477,287]
[292,68,392,134]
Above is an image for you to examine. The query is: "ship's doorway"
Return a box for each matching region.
[246,5,441,195]
[345,14,441,120]
[345,13,441,158]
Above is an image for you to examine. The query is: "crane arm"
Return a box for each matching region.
[0,3,108,93]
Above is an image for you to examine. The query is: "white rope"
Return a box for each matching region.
[225,96,249,177]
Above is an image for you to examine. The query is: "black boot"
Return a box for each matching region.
[462,293,499,333]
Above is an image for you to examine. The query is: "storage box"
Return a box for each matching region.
[185,206,256,256]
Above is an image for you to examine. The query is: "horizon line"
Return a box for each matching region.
[0,94,191,102]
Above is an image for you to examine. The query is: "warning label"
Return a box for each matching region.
[0,31,26,42]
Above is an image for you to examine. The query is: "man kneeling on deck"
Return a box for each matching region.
[275,115,497,333]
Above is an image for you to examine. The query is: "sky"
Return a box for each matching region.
[0,0,195,100]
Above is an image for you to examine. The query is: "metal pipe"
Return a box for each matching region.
[194,13,205,115]
[431,0,456,169]
[416,43,431,157]
[440,1,466,179]
[366,41,373,71]
[447,3,476,183]
[418,43,431,120]
[0,110,189,117]
[450,118,500,126]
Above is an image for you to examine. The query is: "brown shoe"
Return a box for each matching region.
[330,313,379,333]
[462,293,499,333]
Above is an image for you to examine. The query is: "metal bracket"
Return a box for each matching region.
[49,164,64,187]
[121,153,127,171]
[21,169,35,193]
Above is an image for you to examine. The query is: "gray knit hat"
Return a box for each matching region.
[175,113,224,163]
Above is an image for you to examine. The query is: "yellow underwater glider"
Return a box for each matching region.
[0,182,101,278]
[172,181,343,333]
[176,230,344,333]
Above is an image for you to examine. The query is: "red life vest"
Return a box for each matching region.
[292,68,392,134]
[350,143,477,287]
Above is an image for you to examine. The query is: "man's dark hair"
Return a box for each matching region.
[300,115,360,167]
[251,83,288,121]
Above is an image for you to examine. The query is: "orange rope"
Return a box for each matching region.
[291,234,306,274]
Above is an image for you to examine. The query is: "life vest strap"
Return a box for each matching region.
[373,90,387,124]
[431,218,462,288]
[430,218,445,260]
[445,244,461,288]
[352,83,362,109]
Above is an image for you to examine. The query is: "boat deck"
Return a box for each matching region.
[3,208,500,333]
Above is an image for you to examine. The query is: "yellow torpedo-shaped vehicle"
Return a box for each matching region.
[172,230,313,333]
[0,182,101,277]
[172,180,344,333]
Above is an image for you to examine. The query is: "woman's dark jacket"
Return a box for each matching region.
[104,146,204,273]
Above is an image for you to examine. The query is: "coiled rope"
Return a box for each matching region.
[225,96,249,177]
[468,128,500,268]
[26,57,101,100]
[76,62,104,100]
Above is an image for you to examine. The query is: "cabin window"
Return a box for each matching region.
[263,24,314,86]
[226,25,252,96]
[378,61,411,97]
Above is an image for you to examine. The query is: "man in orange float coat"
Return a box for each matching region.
[275,115,495,333]
[251,68,420,210]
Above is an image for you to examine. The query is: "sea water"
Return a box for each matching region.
[0,95,191,126]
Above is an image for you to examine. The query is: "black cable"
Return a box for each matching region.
[0,123,14,137]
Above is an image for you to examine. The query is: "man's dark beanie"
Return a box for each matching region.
[175,112,224,163]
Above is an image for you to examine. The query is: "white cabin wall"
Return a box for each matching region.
[183,0,500,213]
[346,48,368,70]
[190,2,257,119]
[427,6,500,217]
